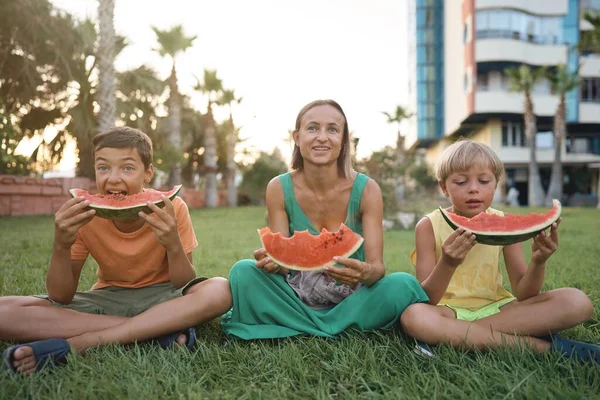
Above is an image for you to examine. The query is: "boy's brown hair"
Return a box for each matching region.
[435,139,504,183]
[92,127,153,169]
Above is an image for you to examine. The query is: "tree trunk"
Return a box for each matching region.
[76,138,95,180]
[204,106,218,208]
[524,92,545,206]
[97,0,116,132]
[226,117,237,207]
[545,98,565,206]
[166,64,182,188]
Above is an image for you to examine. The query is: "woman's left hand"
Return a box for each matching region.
[323,257,372,287]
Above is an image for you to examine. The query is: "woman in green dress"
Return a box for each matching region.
[221,99,429,339]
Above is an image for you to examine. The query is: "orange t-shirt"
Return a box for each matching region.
[71,197,198,290]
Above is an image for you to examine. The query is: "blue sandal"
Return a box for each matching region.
[413,339,436,359]
[543,334,600,364]
[2,338,71,373]
[154,327,196,351]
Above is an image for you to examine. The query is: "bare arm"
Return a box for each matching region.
[139,197,196,289]
[324,179,385,287]
[356,179,385,285]
[46,257,86,304]
[46,196,96,304]
[255,177,291,276]
[504,220,560,301]
[415,217,476,305]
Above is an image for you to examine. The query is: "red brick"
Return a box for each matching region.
[0,196,11,216]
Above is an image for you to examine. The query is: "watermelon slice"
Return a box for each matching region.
[439,199,562,246]
[257,223,364,271]
[69,185,182,221]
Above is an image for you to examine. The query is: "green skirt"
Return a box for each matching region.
[220,260,429,340]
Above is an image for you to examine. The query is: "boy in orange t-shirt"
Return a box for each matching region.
[1,127,232,375]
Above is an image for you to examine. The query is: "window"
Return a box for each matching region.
[475,9,562,45]
[501,122,528,147]
[463,23,468,43]
[477,73,489,91]
[581,78,600,102]
[536,131,554,149]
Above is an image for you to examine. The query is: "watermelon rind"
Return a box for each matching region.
[438,199,561,246]
[68,185,182,221]
[258,224,364,271]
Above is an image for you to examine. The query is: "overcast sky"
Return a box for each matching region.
[48,0,409,167]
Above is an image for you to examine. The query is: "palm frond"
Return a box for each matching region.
[546,64,580,96]
[151,25,197,58]
[504,65,546,93]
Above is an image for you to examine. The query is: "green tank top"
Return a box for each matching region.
[278,172,369,262]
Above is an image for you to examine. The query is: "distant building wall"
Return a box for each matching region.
[0,175,226,217]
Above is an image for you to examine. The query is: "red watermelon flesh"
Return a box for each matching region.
[69,185,182,221]
[257,223,364,271]
[439,199,561,246]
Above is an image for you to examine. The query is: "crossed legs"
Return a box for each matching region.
[1,278,232,374]
[401,288,593,352]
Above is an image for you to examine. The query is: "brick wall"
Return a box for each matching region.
[0,175,227,217]
[0,175,96,217]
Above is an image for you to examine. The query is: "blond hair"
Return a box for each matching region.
[291,99,353,178]
[435,140,503,182]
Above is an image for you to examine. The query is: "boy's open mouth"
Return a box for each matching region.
[106,190,127,196]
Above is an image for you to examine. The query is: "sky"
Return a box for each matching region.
[43,0,409,170]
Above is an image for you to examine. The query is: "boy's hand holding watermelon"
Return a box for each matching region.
[53,196,96,250]
[138,195,181,253]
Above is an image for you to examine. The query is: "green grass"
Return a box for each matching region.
[1,206,600,399]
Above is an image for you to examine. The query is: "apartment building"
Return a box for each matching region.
[406,0,600,206]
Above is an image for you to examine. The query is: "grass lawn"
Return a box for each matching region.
[1,205,599,398]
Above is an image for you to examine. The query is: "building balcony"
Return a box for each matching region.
[475,39,567,66]
[496,146,600,166]
[476,0,568,16]
[475,91,558,116]
[580,55,600,78]
[580,103,600,123]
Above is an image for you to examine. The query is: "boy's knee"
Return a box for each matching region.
[188,277,232,309]
[400,303,430,336]
[562,288,593,321]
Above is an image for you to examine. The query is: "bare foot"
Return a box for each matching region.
[175,333,187,346]
[10,346,37,375]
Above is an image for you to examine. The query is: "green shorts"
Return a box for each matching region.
[34,277,207,317]
[442,297,516,322]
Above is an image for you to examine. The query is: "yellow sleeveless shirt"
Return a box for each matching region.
[409,207,514,310]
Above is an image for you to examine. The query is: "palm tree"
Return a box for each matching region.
[194,69,223,208]
[544,65,581,206]
[382,105,413,164]
[581,12,600,54]
[152,25,197,188]
[504,65,547,206]
[97,0,116,132]
[382,105,413,201]
[218,88,242,207]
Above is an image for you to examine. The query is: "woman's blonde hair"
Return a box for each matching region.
[435,139,504,182]
[290,99,353,178]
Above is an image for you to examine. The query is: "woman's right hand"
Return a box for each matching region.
[54,197,96,250]
[253,248,284,274]
[440,228,476,268]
